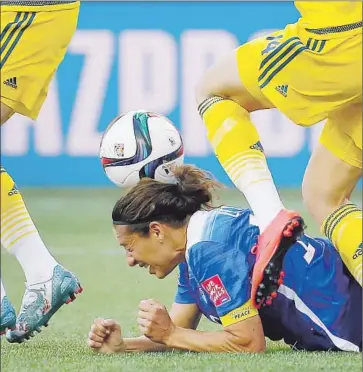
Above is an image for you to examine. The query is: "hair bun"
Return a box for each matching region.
[112,165,222,232]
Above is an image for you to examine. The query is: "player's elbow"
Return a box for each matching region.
[245,338,266,353]
[225,330,266,353]
[224,316,266,353]
[235,336,266,353]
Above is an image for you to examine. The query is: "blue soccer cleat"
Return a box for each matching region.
[1,296,16,336]
[6,265,83,343]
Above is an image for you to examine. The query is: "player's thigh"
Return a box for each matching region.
[0,102,15,125]
[303,143,362,224]
[0,7,79,120]
[195,47,274,113]
[320,102,362,170]
[303,104,362,224]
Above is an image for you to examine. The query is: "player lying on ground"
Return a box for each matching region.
[0,1,82,343]
[88,166,362,353]
[195,1,362,305]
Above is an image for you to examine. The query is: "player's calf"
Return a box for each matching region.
[303,142,362,286]
[196,51,304,307]
[302,143,361,225]
[195,52,284,232]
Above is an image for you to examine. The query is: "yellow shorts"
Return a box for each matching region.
[237,21,362,168]
[0,2,80,120]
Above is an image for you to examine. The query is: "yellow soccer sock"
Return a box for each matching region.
[1,167,57,284]
[199,96,284,231]
[322,203,362,286]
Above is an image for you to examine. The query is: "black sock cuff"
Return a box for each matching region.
[197,96,226,117]
[323,203,361,241]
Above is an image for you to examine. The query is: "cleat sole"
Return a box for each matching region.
[1,323,16,337]
[252,215,305,309]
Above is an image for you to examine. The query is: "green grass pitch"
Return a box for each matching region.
[1,188,361,372]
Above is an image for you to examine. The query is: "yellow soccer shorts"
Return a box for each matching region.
[236,21,362,168]
[0,2,80,120]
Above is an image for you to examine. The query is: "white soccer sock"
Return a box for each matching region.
[7,233,58,285]
[1,169,58,286]
[225,153,284,231]
[1,279,7,301]
[244,184,284,232]
[201,98,285,233]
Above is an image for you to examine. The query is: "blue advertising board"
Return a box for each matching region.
[1,2,330,187]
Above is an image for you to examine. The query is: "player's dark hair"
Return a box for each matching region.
[112,165,222,235]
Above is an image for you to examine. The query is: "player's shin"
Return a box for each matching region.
[2,167,83,342]
[322,204,362,286]
[199,97,305,308]
[0,167,58,284]
[198,96,283,231]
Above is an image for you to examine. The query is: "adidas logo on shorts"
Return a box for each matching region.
[275,84,288,97]
[3,77,17,89]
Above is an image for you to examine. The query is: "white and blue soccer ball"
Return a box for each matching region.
[99,110,184,188]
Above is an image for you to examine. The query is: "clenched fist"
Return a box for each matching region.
[88,318,125,354]
[137,299,175,345]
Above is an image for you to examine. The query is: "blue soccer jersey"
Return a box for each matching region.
[174,207,362,352]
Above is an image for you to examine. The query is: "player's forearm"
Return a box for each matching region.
[166,327,263,353]
[124,336,169,353]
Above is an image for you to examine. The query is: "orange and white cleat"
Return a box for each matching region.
[251,209,305,309]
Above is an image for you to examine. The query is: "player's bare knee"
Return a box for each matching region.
[195,50,242,108]
[194,79,211,108]
[302,175,347,225]
[195,53,270,114]
[301,177,321,215]
[195,74,228,108]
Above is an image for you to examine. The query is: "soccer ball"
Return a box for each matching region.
[99,110,184,187]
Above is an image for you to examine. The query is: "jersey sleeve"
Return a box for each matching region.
[187,241,258,326]
[174,262,196,305]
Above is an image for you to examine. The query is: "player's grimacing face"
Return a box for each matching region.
[113,224,181,279]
